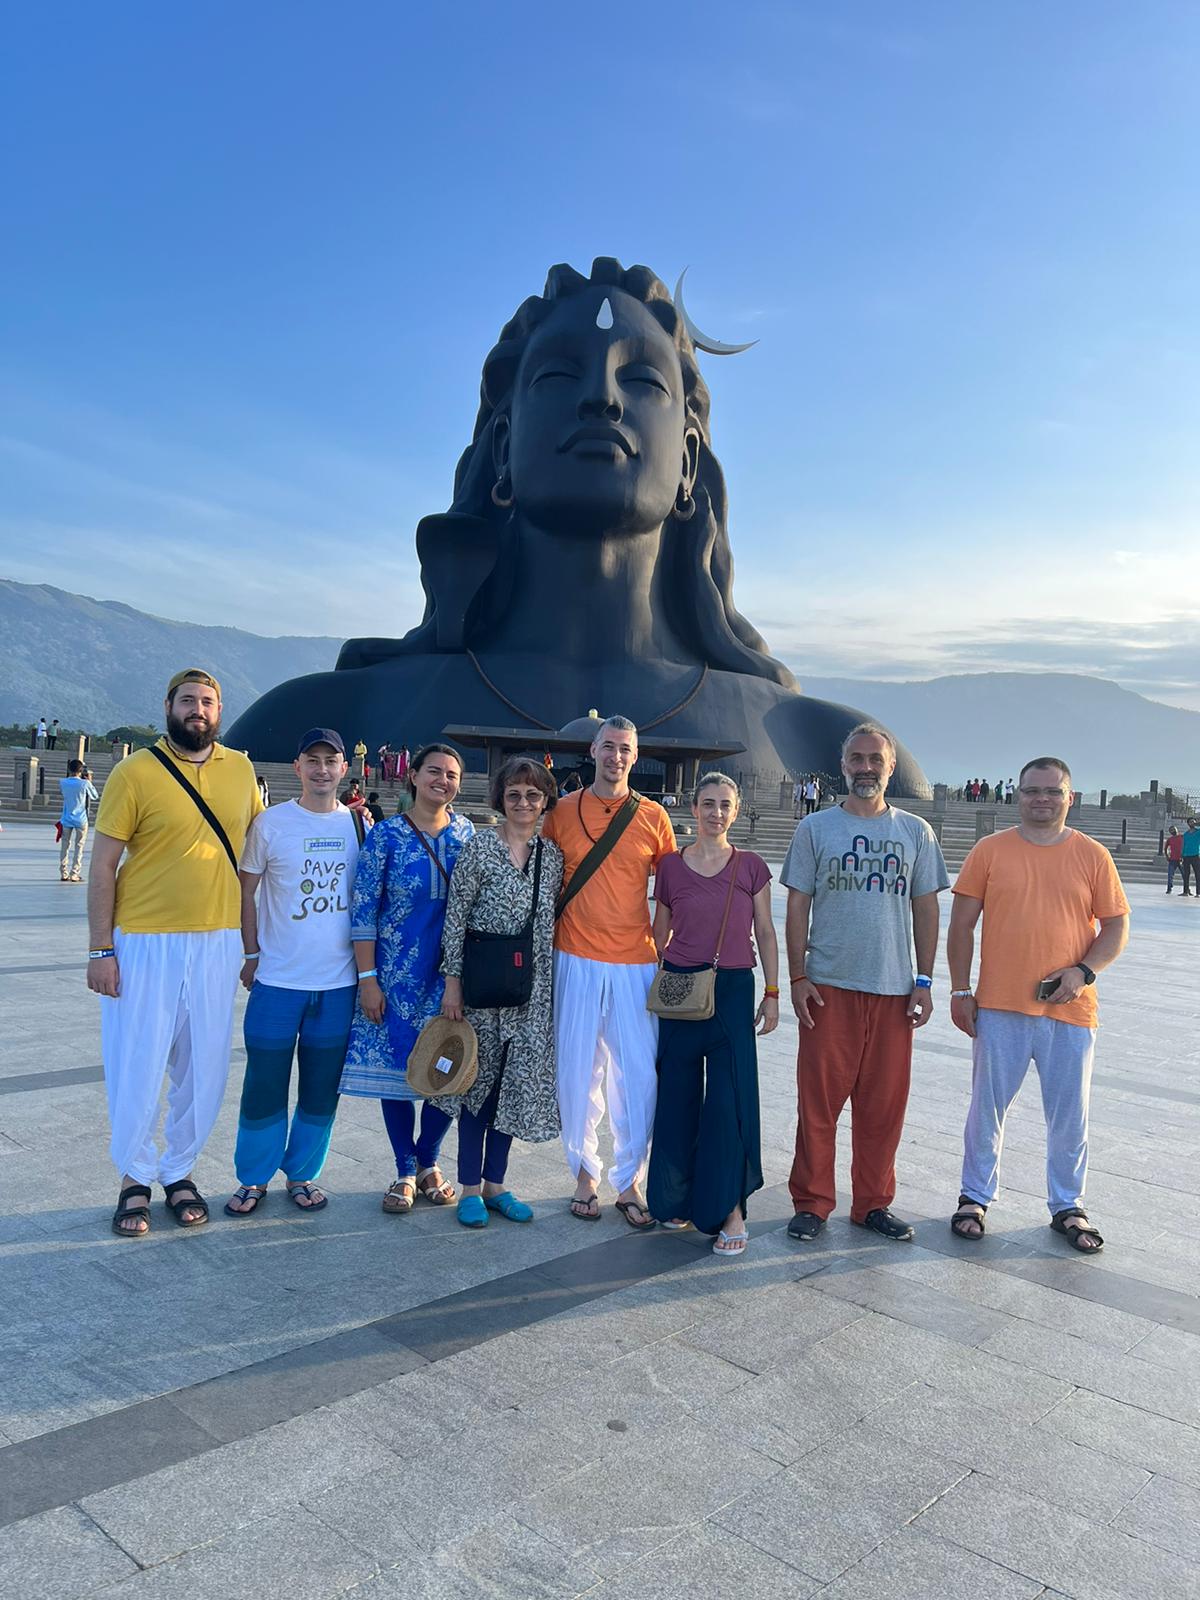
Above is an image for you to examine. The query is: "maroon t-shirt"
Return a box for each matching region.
[653,849,772,969]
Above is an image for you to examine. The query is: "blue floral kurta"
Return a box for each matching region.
[339,811,474,1100]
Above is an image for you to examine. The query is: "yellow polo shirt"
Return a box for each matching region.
[96,740,263,933]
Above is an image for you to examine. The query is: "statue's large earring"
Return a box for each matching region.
[491,474,514,509]
[673,485,696,521]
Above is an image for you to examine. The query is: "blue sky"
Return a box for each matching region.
[3,2,1197,704]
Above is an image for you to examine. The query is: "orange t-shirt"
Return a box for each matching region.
[542,789,676,964]
[953,829,1130,1029]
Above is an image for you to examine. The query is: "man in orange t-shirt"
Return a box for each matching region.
[947,757,1129,1252]
[542,716,675,1227]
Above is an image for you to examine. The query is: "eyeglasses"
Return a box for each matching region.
[1018,786,1068,798]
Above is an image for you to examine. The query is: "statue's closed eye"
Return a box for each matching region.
[620,364,671,396]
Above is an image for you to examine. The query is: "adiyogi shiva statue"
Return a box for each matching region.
[228,258,929,795]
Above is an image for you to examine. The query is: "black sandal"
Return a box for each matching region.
[111,1184,152,1237]
[950,1195,987,1240]
[224,1185,268,1217]
[614,1199,657,1231]
[163,1179,210,1228]
[1050,1207,1104,1252]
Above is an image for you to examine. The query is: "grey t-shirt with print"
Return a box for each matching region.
[780,804,950,995]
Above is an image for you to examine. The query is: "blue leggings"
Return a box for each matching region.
[381,1097,452,1178]
[235,982,355,1186]
[456,1078,513,1188]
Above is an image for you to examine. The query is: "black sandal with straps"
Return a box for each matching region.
[163,1179,210,1227]
[950,1195,987,1240]
[111,1183,152,1237]
[1050,1207,1104,1252]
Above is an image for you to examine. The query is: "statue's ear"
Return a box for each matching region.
[680,425,701,496]
[416,513,502,650]
[492,414,512,480]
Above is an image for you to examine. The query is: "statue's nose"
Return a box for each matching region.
[577,382,623,422]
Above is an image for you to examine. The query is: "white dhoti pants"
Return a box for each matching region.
[100,927,242,1185]
[554,950,658,1194]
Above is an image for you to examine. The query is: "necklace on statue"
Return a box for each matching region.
[466,650,709,735]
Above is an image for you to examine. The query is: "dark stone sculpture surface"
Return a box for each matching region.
[228,259,929,795]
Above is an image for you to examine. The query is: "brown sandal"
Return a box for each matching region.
[416,1167,456,1205]
[382,1178,416,1214]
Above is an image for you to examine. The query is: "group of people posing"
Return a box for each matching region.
[960,777,1015,803]
[85,667,1129,1261]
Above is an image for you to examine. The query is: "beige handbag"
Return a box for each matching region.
[646,848,739,1022]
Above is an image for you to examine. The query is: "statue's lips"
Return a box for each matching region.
[558,425,635,457]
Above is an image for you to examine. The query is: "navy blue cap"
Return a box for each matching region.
[296,727,346,757]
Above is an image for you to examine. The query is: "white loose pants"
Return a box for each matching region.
[554,950,658,1194]
[100,928,242,1185]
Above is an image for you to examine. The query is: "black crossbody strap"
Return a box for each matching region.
[148,746,239,876]
[526,837,543,929]
[555,791,641,921]
[402,812,451,887]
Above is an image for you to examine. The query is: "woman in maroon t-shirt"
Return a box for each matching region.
[646,773,779,1256]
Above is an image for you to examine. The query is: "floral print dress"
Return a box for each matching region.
[339,811,475,1101]
[431,828,563,1142]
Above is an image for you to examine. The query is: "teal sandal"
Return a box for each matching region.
[457,1194,489,1228]
[484,1190,533,1223]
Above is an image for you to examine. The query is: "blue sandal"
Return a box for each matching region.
[484,1190,533,1223]
[457,1194,489,1228]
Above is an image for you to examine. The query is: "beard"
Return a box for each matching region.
[167,708,220,752]
[850,775,883,798]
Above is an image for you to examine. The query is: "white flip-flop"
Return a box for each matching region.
[713,1229,748,1257]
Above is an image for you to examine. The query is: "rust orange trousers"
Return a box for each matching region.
[788,984,914,1222]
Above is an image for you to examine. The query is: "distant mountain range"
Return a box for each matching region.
[2,578,1195,795]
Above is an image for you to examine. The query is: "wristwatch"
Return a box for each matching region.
[1075,962,1096,985]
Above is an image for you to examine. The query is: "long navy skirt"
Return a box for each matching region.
[646,965,763,1235]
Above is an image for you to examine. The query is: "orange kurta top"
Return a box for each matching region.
[543,789,676,965]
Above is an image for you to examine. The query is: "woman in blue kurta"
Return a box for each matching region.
[340,743,474,1212]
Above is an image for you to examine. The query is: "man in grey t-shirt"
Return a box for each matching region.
[782,724,949,1243]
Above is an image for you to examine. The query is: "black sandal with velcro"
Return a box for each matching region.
[950,1195,987,1240]
[1050,1207,1104,1252]
[111,1184,152,1237]
[163,1179,210,1227]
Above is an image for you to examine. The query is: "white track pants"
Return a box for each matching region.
[554,951,658,1194]
[100,928,242,1184]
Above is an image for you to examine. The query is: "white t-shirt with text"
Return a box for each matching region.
[241,800,360,990]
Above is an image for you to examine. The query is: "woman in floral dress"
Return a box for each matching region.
[340,743,473,1212]
[437,758,563,1228]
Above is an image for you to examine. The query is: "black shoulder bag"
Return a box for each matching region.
[461,839,543,1010]
[148,746,239,876]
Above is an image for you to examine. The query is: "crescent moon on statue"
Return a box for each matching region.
[673,268,759,355]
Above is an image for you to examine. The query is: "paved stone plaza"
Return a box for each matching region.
[1,822,1198,1599]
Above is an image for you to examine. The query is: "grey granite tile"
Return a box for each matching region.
[0,1397,221,1526]
[1126,1322,1200,1374]
[813,1526,1043,1599]
[166,1325,426,1442]
[869,1384,1150,1519]
[711,1425,967,1581]
[679,1278,865,1372]
[513,1419,782,1577]
[915,1472,1101,1585]
[88,1506,376,1599]
[590,1522,821,1599]
[373,1267,588,1360]
[326,1365,501,1454]
[978,1319,1200,1426]
[310,1405,582,1557]
[338,1519,597,1599]
[1036,1390,1200,1488]
[1115,1475,1200,1564]
[804,1310,1072,1423]
[0,1503,137,1599]
[81,1408,399,1565]
[1047,1524,1200,1600]
[807,1257,1011,1345]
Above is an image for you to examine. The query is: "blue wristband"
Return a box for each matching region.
[913,975,933,990]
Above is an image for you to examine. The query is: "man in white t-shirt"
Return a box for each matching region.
[225,728,361,1217]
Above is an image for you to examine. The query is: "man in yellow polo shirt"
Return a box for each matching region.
[87,669,262,1236]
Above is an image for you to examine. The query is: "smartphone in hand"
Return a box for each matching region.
[1036,977,1061,1001]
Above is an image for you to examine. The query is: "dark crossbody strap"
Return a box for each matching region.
[402,812,451,887]
[148,746,238,876]
[524,837,543,930]
[555,791,641,921]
